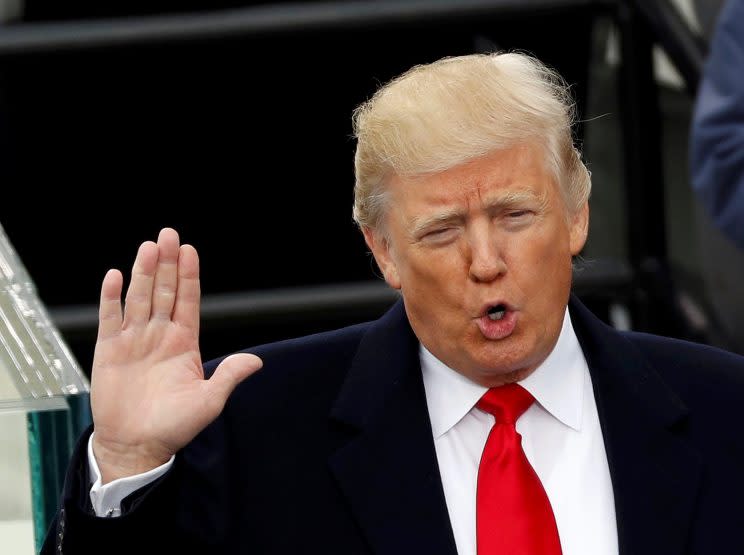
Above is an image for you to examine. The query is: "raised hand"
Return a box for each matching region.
[90,228,262,483]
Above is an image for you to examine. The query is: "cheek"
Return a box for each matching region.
[535,242,574,306]
[509,228,572,292]
[398,244,462,281]
[397,249,467,307]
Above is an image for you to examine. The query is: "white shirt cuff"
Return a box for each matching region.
[87,432,174,518]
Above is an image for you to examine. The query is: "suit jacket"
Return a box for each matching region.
[43,295,744,554]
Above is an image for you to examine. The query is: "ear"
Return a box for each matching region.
[568,201,589,255]
[362,227,401,290]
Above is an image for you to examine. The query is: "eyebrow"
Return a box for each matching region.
[410,189,548,237]
[410,210,464,237]
[482,190,547,211]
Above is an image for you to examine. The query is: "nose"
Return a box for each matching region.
[468,225,506,283]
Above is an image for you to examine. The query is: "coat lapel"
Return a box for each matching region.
[328,300,458,555]
[569,297,702,555]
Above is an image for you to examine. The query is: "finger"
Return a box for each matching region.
[150,228,181,320]
[206,353,263,410]
[173,244,200,334]
[97,269,123,340]
[122,241,159,328]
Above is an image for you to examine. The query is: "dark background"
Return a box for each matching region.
[5,0,735,376]
[0,2,597,373]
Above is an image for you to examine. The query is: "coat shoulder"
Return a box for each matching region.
[203,320,373,410]
[622,330,744,406]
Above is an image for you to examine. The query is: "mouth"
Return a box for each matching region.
[485,303,508,321]
[476,302,517,340]
[479,301,513,320]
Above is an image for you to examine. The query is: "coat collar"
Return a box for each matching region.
[329,299,458,555]
[329,295,702,555]
[568,296,702,555]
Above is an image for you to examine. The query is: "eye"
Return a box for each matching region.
[421,227,457,243]
[502,210,535,229]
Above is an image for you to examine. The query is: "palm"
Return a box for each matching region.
[92,318,206,455]
[90,229,262,480]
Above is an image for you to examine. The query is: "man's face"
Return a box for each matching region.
[364,143,589,386]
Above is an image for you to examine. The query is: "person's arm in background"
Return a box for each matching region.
[690,0,744,249]
[40,228,262,554]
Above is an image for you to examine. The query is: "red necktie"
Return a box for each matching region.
[476,384,562,555]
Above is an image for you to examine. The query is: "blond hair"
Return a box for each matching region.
[352,52,591,231]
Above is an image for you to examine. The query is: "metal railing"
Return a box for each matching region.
[0,0,605,56]
[48,260,633,337]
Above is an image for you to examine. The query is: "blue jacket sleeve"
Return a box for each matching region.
[690,0,744,248]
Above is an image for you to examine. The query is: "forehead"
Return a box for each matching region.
[388,143,558,210]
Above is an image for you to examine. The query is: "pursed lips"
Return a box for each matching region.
[474,301,514,319]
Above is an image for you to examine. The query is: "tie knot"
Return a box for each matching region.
[476,383,534,424]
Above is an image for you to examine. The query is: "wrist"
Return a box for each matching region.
[92,436,172,484]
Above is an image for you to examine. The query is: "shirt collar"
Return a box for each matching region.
[421,308,585,439]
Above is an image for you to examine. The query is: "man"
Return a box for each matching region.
[690,0,744,353]
[691,0,744,249]
[44,52,744,554]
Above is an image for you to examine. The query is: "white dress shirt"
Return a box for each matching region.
[422,309,618,555]
[89,309,618,555]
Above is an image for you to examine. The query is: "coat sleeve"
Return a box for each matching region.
[690,0,744,248]
[39,421,232,555]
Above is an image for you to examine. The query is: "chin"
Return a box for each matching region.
[471,338,538,379]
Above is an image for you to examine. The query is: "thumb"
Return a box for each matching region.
[207,353,263,405]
